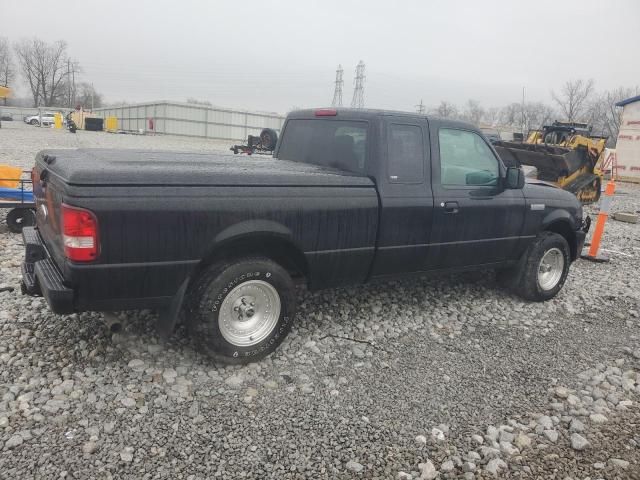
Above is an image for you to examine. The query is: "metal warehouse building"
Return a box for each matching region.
[615,95,640,181]
[92,101,285,141]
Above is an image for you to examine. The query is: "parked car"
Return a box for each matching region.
[21,108,590,364]
[24,112,57,126]
[0,112,13,121]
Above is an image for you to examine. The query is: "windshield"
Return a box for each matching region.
[277,119,367,174]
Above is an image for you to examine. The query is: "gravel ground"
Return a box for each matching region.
[1,122,639,479]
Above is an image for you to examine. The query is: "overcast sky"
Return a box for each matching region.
[3,0,639,113]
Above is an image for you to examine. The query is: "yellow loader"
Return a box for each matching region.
[493,121,605,204]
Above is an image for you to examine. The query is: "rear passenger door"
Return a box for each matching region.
[371,116,435,276]
[427,123,526,269]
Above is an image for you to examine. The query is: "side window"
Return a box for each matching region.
[439,128,499,187]
[387,124,424,183]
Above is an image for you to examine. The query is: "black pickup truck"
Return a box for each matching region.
[21,108,589,363]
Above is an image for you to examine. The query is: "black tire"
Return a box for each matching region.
[29,119,39,126]
[185,257,296,364]
[509,232,571,302]
[6,208,35,233]
[260,128,278,150]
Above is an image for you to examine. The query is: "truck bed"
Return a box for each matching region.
[29,148,380,312]
[36,149,373,187]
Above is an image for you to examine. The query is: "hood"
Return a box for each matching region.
[525,177,559,189]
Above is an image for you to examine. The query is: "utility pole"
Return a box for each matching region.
[350,60,365,109]
[521,86,525,137]
[91,82,94,111]
[331,64,344,107]
[67,59,72,108]
[416,99,425,114]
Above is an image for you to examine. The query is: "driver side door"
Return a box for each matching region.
[427,124,526,269]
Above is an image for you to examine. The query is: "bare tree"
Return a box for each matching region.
[499,103,520,127]
[462,99,484,125]
[14,38,69,107]
[500,102,556,134]
[432,101,458,119]
[551,79,594,122]
[587,86,640,144]
[527,102,556,131]
[482,107,501,126]
[0,37,14,88]
[75,82,103,109]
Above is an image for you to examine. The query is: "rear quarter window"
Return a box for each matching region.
[277,119,367,174]
[387,123,424,183]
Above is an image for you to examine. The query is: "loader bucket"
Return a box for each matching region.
[493,141,590,182]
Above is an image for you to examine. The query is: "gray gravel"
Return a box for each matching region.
[1,122,639,478]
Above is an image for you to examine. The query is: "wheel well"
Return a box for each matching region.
[545,221,577,260]
[195,235,308,282]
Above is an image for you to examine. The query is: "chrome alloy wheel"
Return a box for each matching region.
[537,247,564,291]
[218,280,281,347]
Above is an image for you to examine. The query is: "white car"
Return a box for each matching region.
[24,112,57,126]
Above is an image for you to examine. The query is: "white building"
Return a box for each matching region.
[615,95,640,181]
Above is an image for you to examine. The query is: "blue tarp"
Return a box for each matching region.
[0,187,34,202]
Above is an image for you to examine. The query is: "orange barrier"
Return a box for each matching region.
[582,180,616,262]
[0,165,22,188]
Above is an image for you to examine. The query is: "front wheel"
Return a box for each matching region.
[502,232,571,302]
[29,119,39,126]
[185,257,296,364]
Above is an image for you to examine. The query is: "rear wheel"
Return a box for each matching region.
[6,208,35,233]
[185,257,296,364]
[501,232,570,302]
[29,119,39,126]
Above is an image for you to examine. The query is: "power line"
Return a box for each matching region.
[416,99,425,114]
[331,64,343,107]
[350,60,365,109]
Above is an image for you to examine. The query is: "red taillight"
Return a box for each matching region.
[315,109,337,117]
[62,204,99,262]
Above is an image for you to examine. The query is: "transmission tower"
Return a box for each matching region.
[416,99,425,114]
[331,65,344,107]
[350,60,366,109]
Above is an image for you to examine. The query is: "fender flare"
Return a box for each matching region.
[155,221,306,338]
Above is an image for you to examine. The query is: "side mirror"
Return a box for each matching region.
[505,166,525,189]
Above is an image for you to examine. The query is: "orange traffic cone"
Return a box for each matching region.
[581,180,616,262]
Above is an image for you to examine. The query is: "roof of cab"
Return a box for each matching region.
[286,108,478,131]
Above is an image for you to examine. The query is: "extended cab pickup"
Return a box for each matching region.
[22,108,589,363]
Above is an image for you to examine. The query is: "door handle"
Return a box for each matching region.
[442,201,459,214]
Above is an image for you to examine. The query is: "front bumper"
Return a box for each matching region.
[575,215,591,256]
[21,227,74,314]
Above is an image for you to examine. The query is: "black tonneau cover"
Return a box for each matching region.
[35,149,374,187]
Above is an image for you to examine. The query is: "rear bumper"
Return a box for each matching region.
[21,226,176,313]
[21,227,74,314]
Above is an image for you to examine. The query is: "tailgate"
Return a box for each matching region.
[32,155,66,269]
